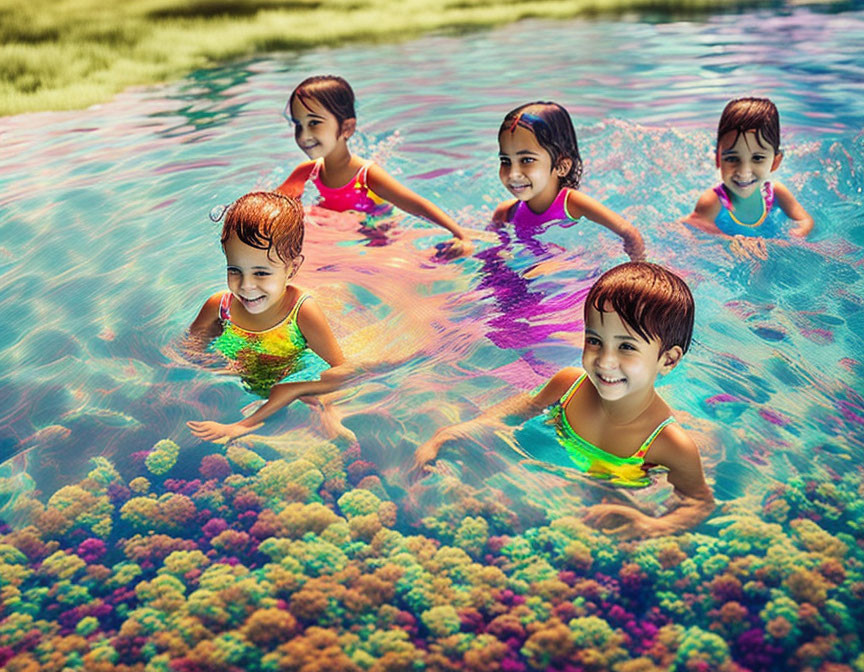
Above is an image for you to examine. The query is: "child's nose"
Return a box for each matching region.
[597,347,617,367]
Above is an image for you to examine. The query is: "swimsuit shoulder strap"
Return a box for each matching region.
[633,416,676,458]
[560,188,579,221]
[219,292,232,321]
[560,372,589,409]
[287,292,312,323]
[308,158,324,183]
[356,160,374,188]
[764,181,775,211]
[713,183,733,211]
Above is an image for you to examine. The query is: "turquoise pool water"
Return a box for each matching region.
[1,6,863,670]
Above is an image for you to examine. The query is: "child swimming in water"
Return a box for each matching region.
[492,101,645,261]
[413,262,714,539]
[686,97,813,260]
[187,191,348,442]
[276,75,472,258]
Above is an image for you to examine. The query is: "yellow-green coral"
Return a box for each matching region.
[120,493,196,531]
[129,477,151,494]
[421,605,461,637]
[86,457,122,488]
[44,485,113,538]
[790,518,848,558]
[159,550,211,578]
[338,489,382,519]
[39,550,86,580]
[454,516,489,557]
[226,444,267,473]
[145,439,181,476]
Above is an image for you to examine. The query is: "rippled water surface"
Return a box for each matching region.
[2,8,862,486]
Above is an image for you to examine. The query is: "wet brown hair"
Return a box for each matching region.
[716,97,781,154]
[289,75,356,131]
[221,192,304,265]
[584,262,694,355]
[499,101,583,189]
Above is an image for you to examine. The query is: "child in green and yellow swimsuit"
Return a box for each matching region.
[187,191,348,442]
[413,262,714,539]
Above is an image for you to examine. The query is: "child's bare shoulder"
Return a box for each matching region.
[189,292,225,336]
[694,187,721,215]
[647,420,701,468]
[295,293,330,330]
[533,367,583,407]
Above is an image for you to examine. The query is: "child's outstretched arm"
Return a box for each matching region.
[275,161,317,199]
[565,190,646,261]
[773,182,814,237]
[583,424,714,539]
[365,165,473,258]
[412,368,579,476]
[187,298,351,442]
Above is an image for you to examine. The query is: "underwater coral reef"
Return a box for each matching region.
[1,438,862,671]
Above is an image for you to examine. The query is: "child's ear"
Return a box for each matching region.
[659,345,684,374]
[771,151,783,171]
[555,157,573,177]
[340,118,357,140]
[287,254,305,278]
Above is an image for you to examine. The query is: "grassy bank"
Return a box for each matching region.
[0,0,762,117]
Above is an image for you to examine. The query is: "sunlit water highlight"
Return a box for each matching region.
[1,7,864,668]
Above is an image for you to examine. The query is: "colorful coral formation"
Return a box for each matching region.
[1,447,862,671]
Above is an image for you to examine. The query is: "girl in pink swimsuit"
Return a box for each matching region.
[276,75,472,258]
[493,101,645,261]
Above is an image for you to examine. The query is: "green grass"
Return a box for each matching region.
[1,0,761,116]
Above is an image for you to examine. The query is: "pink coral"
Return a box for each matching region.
[76,538,106,564]
[199,454,232,480]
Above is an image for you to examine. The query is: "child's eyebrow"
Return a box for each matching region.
[586,327,640,342]
[720,149,740,157]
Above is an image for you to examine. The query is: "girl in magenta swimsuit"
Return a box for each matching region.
[276,75,472,258]
[492,101,645,261]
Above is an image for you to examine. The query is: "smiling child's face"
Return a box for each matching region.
[581,306,671,403]
[498,125,561,209]
[223,234,293,317]
[290,96,345,160]
[717,129,782,200]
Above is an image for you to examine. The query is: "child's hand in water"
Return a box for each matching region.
[186,419,263,443]
[435,237,474,259]
[583,503,666,540]
[729,235,769,261]
[411,423,473,478]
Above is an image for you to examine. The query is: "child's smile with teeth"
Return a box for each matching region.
[223,233,297,323]
[498,124,561,212]
[717,128,780,199]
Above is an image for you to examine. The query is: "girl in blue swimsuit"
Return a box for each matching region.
[687,97,813,260]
